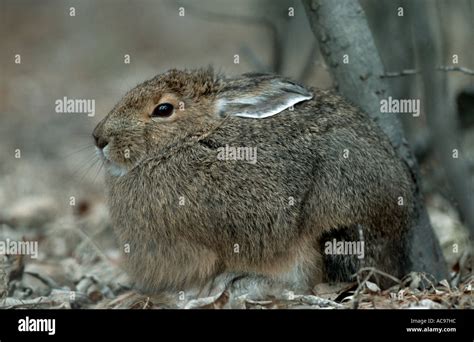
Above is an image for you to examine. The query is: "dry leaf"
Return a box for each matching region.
[365,281,381,293]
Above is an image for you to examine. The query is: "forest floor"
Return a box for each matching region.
[0,191,472,309]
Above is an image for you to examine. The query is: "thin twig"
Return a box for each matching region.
[381,65,474,78]
[380,69,419,78]
[419,272,438,291]
[142,297,151,309]
[24,271,59,289]
[437,65,474,75]
[352,268,374,309]
[357,267,402,284]
[352,267,402,309]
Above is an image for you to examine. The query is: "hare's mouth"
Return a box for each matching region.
[96,146,129,177]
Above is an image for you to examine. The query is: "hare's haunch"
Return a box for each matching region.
[93,68,412,295]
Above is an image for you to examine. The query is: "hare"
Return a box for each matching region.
[93,68,413,298]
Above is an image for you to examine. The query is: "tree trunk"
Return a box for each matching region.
[302,0,448,280]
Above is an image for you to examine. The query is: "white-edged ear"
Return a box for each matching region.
[215,75,313,119]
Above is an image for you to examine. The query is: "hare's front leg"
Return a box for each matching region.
[123,238,222,293]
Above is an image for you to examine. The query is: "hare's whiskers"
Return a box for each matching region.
[73,153,100,181]
[77,156,101,185]
[92,160,105,185]
[61,144,95,159]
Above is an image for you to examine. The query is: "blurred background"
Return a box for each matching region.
[0,0,472,307]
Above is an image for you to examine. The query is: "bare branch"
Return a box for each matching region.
[352,268,374,309]
[437,65,474,76]
[381,69,419,78]
[357,267,402,285]
[381,66,474,79]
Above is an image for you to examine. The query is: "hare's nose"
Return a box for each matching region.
[92,132,109,150]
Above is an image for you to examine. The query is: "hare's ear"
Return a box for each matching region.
[215,75,313,119]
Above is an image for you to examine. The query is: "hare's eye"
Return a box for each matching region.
[151,103,174,118]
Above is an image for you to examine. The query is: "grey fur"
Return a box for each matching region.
[93,68,413,295]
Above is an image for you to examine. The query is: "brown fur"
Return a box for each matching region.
[93,68,413,294]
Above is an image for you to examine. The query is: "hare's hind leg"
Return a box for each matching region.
[176,253,322,306]
[225,251,322,300]
[319,224,410,288]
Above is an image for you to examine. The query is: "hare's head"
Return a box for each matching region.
[93,68,312,176]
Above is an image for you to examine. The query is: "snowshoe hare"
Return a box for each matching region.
[93,68,413,297]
